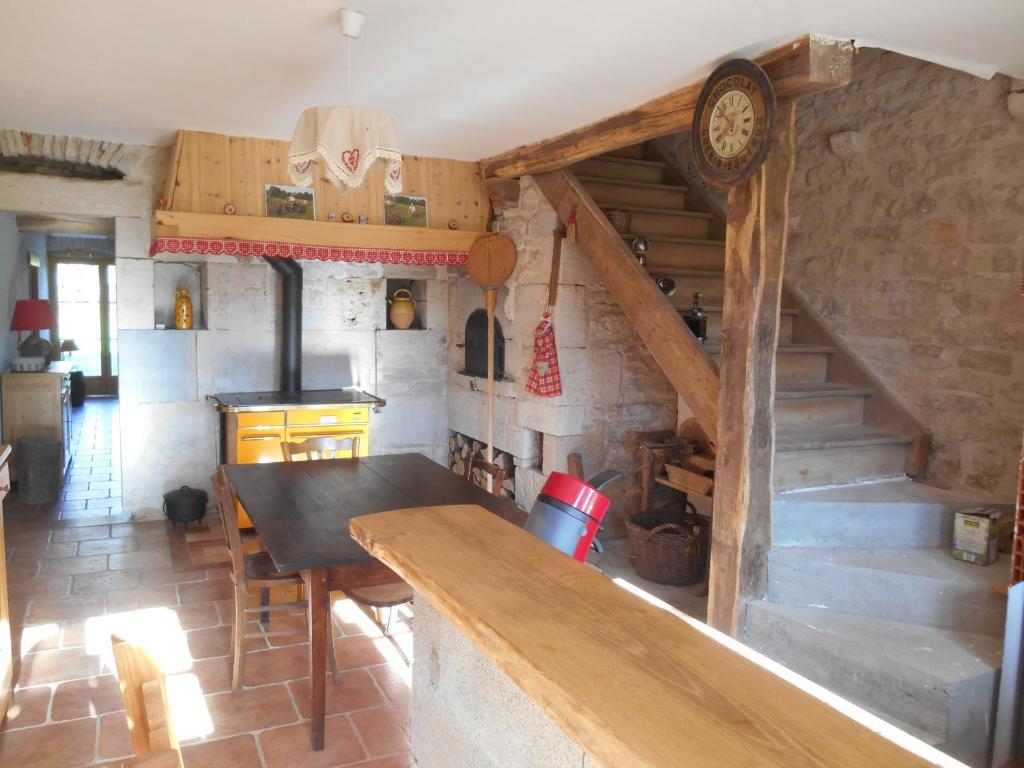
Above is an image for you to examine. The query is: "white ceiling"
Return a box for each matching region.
[0,0,1021,161]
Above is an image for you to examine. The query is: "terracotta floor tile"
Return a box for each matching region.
[11,540,79,561]
[260,714,366,768]
[333,635,388,671]
[288,669,386,719]
[78,536,138,555]
[97,710,133,759]
[174,602,221,631]
[189,656,233,695]
[17,621,63,654]
[177,578,234,605]
[0,716,96,768]
[242,645,310,686]
[41,553,110,577]
[360,756,413,768]
[51,525,111,542]
[52,674,123,720]
[142,565,206,587]
[18,644,104,686]
[187,624,266,660]
[72,568,141,594]
[367,665,411,708]
[1,685,51,730]
[181,734,261,768]
[108,549,172,570]
[205,684,298,736]
[105,584,179,613]
[60,619,88,648]
[27,593,106,623]
[9,574,71,599]
[351,704,410,757]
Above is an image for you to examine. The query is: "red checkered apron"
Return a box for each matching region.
[526,312,562,397]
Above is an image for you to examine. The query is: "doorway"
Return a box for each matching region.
[51,258,118,396]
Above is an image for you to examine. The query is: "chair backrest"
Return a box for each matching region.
[110,634,183,767]
[211,466,246,583]
[464,457,507,498]
[281,435,360,462]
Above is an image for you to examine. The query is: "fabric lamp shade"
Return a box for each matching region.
[10,299,55,331]
[288,106,403,193]
[60,339,79,352]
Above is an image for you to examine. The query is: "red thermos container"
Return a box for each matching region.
[524,471,620,561]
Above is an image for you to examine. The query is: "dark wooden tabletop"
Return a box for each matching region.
[225,453,526,572]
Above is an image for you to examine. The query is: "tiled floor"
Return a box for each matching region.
[59,398,122,520]
[0,398,412,768]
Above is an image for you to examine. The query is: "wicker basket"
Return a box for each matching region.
[625,504,706,586]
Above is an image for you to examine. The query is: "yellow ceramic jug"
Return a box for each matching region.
[174,288,194,330]
[388,288,416,330]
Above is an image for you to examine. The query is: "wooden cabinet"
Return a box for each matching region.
[1,362,73,482]
[0,444,12,720]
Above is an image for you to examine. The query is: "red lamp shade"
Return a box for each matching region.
[9,299,56,332]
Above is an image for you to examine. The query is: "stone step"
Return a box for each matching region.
[773,479,1011,549]
[767,547,1010,636]
[578,175,689,210]
[604,144,644,160]
[706,342,832,385]
[773,425,913,490]
[743,601,1001,767]
[774,384,870,429]
[635,235,725,271]
[572,155,664,184]
[689,305,797,344]
[605,205,714,239]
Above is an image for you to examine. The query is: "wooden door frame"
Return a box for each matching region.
[48,251,118,396]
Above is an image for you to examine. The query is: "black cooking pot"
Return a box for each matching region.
[163,485,208,526]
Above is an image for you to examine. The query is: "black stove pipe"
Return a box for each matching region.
[263,257,302,393]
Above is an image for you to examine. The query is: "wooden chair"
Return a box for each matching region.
[281,435,360,461]
[110,634,184,768]
[211,466,340,690]
[464,456,508,498]
[281,438,413,636]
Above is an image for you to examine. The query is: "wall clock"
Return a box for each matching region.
[691,59,775,187]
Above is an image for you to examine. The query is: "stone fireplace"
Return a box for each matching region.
[461,309,505,379]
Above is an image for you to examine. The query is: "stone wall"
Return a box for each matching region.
[448,178,677,532]
[788,49,1024,497]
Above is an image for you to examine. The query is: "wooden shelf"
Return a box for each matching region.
[654,475,713,507]
[152,210,486,253]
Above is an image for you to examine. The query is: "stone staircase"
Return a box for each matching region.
[569,143,1010,767]
[571,142,918,492]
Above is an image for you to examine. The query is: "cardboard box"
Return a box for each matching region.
[952,507,1002,565]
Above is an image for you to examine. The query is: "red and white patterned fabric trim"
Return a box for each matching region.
[148,236,468,266]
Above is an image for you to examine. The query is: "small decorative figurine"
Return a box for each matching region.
[174,288,194,330]
[341,211,355,223]
[223,203,237,215]
[328,212,338,222]
[447,218,460,230]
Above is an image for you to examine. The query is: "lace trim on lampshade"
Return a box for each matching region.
[289,143,403,193]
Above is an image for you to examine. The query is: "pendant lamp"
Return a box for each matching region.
[288,9,403,193]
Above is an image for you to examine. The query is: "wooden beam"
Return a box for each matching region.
[707,100,797,636]
[152,210,486,253]
[533,170,720,443]
[16,214,114,236]
[481,34,852,180]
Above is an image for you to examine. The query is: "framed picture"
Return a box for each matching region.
[384,194,428,228]
[265,184,316,220]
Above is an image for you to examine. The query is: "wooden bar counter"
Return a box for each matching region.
[351,505,958,768]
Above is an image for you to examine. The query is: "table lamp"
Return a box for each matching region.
[59,338,79,361]
[10,299,57,360]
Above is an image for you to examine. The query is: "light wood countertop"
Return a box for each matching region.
[351,504,950,768]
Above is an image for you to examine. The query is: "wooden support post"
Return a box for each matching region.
[707,100,797,637]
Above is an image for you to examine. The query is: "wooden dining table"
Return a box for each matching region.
[225,452,525,751]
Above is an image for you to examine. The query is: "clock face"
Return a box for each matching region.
[692,60,775,187]
[708,89,754,159]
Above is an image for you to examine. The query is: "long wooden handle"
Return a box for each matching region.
[485,289,496,493]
